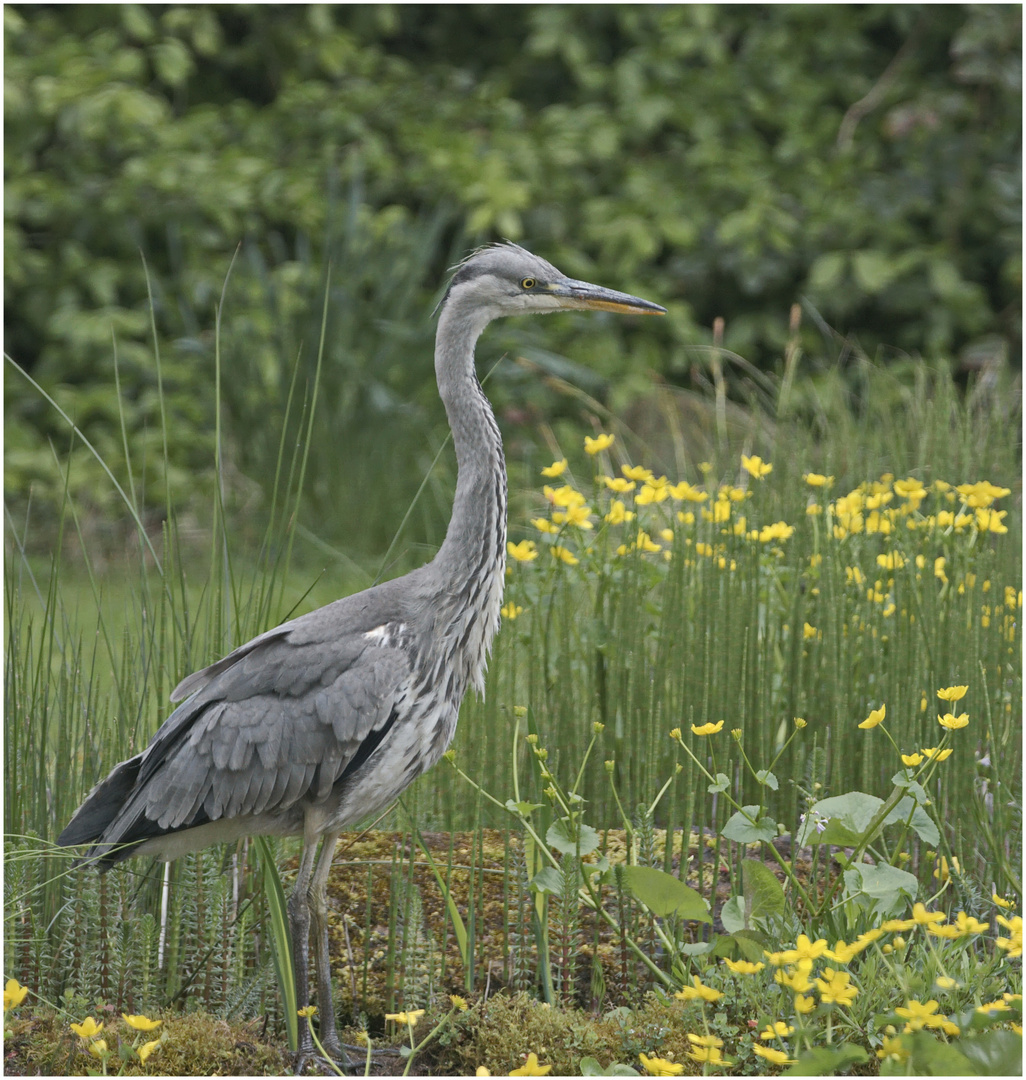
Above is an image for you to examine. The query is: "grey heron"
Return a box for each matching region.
[57,242,665,1067]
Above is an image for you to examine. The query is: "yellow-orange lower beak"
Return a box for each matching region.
[556,278,666,315]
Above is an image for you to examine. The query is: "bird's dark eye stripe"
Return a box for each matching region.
[521,277,536,289]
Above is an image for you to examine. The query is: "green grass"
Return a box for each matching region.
[3,313,1021,1072]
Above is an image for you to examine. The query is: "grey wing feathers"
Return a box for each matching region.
[146,636,410,829]
[77,626,412,853]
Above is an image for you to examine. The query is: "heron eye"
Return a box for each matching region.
[521,278,536,290]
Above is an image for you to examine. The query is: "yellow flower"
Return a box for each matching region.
[691,721,724,736]
[954,911,990,935]
[3,979,28,1011]
[501,602,523,620]
[933,855,960,881]
[894,477,926,500]
[636,482,669,505]
[385,1009,425,1027]
[803,622,817,639]
[551,546,579,566]
[774,960,814,994]
[668,480,708,502]
[510,1052,552,1076]
[637,530,661,553]
[901,752,924,767]
[508,540,538,562]
[877,1035,909,1064]
[551,504,594,529]
[753,1045,797,1065]
[687,1046,732,1065]
[876,552,905,570]
[794,993,816,1014]
[786,935,830,964]
[585,433,615,455]
[993,893,1015,908]
[639,1051,685,1075]
[70,1017,104,1039]
[540,458,568,478]
[957,480,1011,507]
[920,746,953,761]
[760,1021,795,1040]
[742,454,772,478]
[976,508,1008,533]
[138,1039,161,1064]
[544,484,585,508]
[687,1034,724,1049]
[532,517,559,534]
[622,464,653,483]
[87,1039,108,1059]
[804,472,833,487]
[912,903,946,926]
[895,999,942,1031]
[449,995,469,1011]
[604,499,635,525]
[122,1014,162,1031]
[859,705,886,729]
[815,967,858,1006]
[938,712,969,730]
[476,1068,491,1077]
[758,521,795,543]
[722,957,765,975]
[937,684,968,702]
[674,974,723,1003]
[927,923,961,939]
[824,939,860,964]
[996,914,1023,957]
[602,475,636,493]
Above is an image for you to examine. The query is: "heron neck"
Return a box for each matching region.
[432,305,508,589]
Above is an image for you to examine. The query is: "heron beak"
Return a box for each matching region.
[554,278,667,316]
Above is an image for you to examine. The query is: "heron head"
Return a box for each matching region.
[437,242,666,322]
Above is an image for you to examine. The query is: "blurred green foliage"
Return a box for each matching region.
[5,4,1020,555]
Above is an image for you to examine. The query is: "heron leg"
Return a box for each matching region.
[288,839,320,1072]
[309,831,343,1059]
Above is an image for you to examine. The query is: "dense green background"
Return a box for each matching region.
[5,4,1021,558]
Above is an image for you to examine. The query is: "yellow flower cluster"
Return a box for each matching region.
[829,474,1011,540]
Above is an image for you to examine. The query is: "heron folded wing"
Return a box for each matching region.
[142,641,410,829]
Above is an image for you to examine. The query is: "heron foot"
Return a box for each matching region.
[293,1050,350,1076]
[293,1035,351,1076]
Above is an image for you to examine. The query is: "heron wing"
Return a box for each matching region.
[70,621,412,854]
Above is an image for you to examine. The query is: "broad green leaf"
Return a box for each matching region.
[530,867,562,894]
[720,894,745,934]
[784,1043,869,1075]
[742,858,786,926]
[797,790,940,848]
[842,863,918,918]
[795,792,882,846]
[622,865,711,922]
[846,859,920,920]
[887,797,940,846]
[722,806,777,843]
[707,773,730,794]
[724,929,770,963]
[755,769,779,790]
[546,819,601,857]
[882,1032,974,1076]
[506,799,543,817]
[959,1030,1022,1076]
[580,1057,640,1076]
